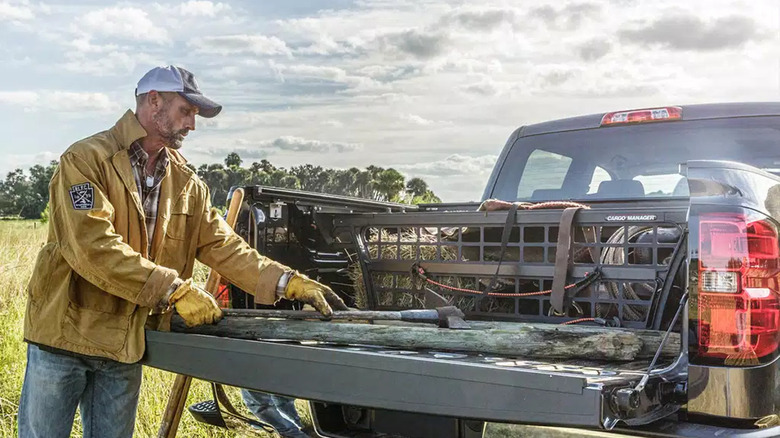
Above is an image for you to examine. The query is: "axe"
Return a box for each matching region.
[223,305,470,329]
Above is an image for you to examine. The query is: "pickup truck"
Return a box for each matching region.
[143,102,780,437]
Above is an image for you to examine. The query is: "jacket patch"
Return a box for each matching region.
[69,183,94,210]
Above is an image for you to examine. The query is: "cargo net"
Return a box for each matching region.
[348,221,683,329]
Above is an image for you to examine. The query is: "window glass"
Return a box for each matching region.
[588,167,611,194]
[635,174,686,196]
[516,150,572,198]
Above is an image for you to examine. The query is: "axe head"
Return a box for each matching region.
[435,306,470,330]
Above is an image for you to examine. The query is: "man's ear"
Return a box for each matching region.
[147,90,161,110]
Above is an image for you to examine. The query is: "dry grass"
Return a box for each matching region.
[0,220,306,438]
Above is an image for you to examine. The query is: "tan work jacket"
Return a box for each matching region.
[24,110,287,363]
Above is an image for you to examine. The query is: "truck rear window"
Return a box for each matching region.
[491,116,780,201]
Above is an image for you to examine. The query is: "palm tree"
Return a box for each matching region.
[291,164,331,192]
[405,177,428,198]
[354,170,374,199]
[224,152,243,169]
[374,168,405,201]
[259,159,276,173]
[279,175,301,189]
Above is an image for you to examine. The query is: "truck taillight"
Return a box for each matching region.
[696,213,780,365]
[600,106,682,126]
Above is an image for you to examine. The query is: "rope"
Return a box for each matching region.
[422,276,577,297]
[525,201,590,210]
[480,200,590,211]
[561,317,596,325]
[415,266,588,298]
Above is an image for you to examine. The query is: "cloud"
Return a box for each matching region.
[355,64,419,83]
[400,114,434,126]
[0,2,33,21]
[424,58,502,75]
[270,61,384,92]
[48,92,120,113]
[396,154,497,177]
[378,29,449,59]
[459,76,515,96]
[205,145,270,161]
[352,92,413,104]
[269,136,362,153]
[67,37,119,54]
[77,7,168,43]
[206,136,363,158]
[399,113,451,127]
[461,81,500,96]
[62,50,150,77]
[576,39,611,61]
[619,14,761,51]
[189,34,291,56]
[540,68,577,87]
[1,151,60,179]
[272,63,348,81]
[513,63,662,97]
[529,3,600,29]
[0,91,38,106]
[440,8,516,31]
[322,119,344,128]
[175,1,231,17]
[293,35,356,56]
[0,90,119,113]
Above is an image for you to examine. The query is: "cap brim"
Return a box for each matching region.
[180,92,222,118]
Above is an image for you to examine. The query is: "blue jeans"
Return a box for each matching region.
[241,389,309,437]
[18,344,142,438]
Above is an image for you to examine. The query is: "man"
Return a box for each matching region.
[18,65,347,438]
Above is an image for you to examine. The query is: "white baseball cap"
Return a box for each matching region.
[135,65,222,118]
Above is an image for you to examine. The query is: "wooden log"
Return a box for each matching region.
[170,316,680,362]
[464,321,680,359]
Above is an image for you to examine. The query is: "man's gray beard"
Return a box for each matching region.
[165,134,184,150]
[153,110,185,149]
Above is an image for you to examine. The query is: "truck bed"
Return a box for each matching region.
[143,188,691,431]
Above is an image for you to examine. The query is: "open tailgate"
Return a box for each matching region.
[144,330,682,429]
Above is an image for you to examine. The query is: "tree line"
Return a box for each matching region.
[0,152,440,220]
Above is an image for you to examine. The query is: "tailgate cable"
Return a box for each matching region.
[633,291,689,395]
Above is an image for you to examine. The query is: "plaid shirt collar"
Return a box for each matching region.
[129,141,169,179]
[129,141,169,255]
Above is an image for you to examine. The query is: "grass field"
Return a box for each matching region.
[0,220,299,437]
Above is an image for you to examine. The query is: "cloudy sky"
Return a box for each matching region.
[0,0,778,201]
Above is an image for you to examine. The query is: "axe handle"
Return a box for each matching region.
[223,308,442,324]
[157,188,245,438]
[204,189,244,292]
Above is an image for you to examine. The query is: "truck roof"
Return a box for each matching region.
[522,101,780,137]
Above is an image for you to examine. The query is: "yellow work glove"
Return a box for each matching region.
[168,279,223,327]
[284,272,348,317]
